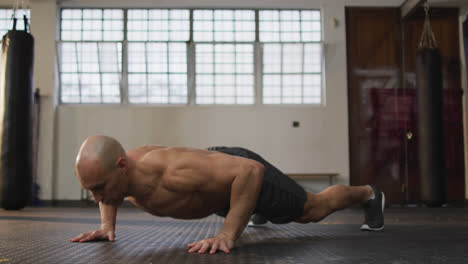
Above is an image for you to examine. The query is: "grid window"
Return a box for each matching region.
[259,10,321,42]
[263,43,321,104]
[61,9,124,41]
[58,8,323,105]
[59,8,123,103]
[260,10,322,104]
[127,9,189,104]
[194,10,255,42]
[194,9,255,105]
[196,44,254,104]
[127,9,190,41]
[128,42,187,104]
[58,42,122,103]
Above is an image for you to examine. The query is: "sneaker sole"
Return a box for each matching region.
[360,192,385,231]
[247,221,267,227]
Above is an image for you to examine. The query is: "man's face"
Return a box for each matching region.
[77,162,126,206]
[98,168,126,206]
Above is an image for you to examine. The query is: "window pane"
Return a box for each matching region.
[303,74,321,102]
[194,9,255,42]
[128,9,189,41]
[61,73,80,103]
[128,73,147,103]
[128,43,146,73]
[283,44,303,73]
[260,9,322,105]
[196,44,254,105]
[263,74,281,103]
[301,10,321,42]
[259,9,321,42]
[168,43,187,73]
[304,43,322,73]
[128,42,187,104]
[147,43,167,73]
[263,44,281,73]
[102,73,121,103]
[148,74,168,103]
[61,9,124,41]
[58,41,122,104]
[99,43,122,73]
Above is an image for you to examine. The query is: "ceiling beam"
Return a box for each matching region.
[401,0,425,20]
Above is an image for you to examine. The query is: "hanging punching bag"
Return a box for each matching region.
[415,7,446,206]
[0,16,35,210]
[463,15,468,81]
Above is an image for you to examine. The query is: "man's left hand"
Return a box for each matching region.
[187,233,235,254]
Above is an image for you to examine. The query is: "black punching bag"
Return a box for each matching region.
[415,8,446,206]
[0,16,35,210]
[463,15,468,81]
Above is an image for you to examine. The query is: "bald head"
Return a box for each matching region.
[75,135,126,186]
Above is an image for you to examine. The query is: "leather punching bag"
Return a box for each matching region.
[463,16,468,82]
[0,16,35,210]
[416,51,446,206]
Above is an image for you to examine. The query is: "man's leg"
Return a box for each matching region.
[295,185,385,231]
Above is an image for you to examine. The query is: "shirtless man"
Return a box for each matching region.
[70,135,385,254]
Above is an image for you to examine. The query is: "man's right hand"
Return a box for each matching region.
[69,228,115,243]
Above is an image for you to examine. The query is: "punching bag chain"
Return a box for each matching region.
[11,0,20,20]
[418,3,438,49]
[10,0,28,21]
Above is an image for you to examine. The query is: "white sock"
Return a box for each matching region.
[367,185,375,200]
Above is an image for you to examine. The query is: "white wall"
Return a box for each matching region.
[0,0,466,200]
[55,0,353,200]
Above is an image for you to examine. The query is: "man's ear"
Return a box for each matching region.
[116,157,127,169]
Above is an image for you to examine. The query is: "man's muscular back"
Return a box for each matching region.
[126,146,257,219]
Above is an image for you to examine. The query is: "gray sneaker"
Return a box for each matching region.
[248,214,268,226]
[360,185,385,231]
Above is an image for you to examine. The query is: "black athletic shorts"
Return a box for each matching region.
[207,146,307,224]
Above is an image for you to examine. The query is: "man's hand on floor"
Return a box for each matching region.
[187,233,235,254]
[69,227,115,243]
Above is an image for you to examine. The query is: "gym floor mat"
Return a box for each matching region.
[0,207,467,264]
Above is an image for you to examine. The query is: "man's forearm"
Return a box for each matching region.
[219,163,264,241]
[99,202,117,231]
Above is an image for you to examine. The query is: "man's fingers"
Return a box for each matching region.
[79,232,102,242]
[69,233,88,242]
[78,235,95,242]
[198,243,210,254]
[209,243,219,255]
[219,243,230,254]
[188,243,202,253]
[108,231,115,242]
[187,242,196,247]
[70,229,114,243]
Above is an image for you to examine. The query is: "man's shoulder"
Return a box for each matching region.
[127,145,164,159]
[139,147,170,163]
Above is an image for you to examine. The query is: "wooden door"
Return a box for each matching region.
[346,7,465,205]
[346,8,404,204]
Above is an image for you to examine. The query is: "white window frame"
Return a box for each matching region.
[56,8,324,106]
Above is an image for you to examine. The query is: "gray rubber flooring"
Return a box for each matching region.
[0,207,467,264]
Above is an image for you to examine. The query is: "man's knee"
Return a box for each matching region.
[296,207,328,223]
[295,193,330,223]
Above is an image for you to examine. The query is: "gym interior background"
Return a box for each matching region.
[1,0,468,263]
